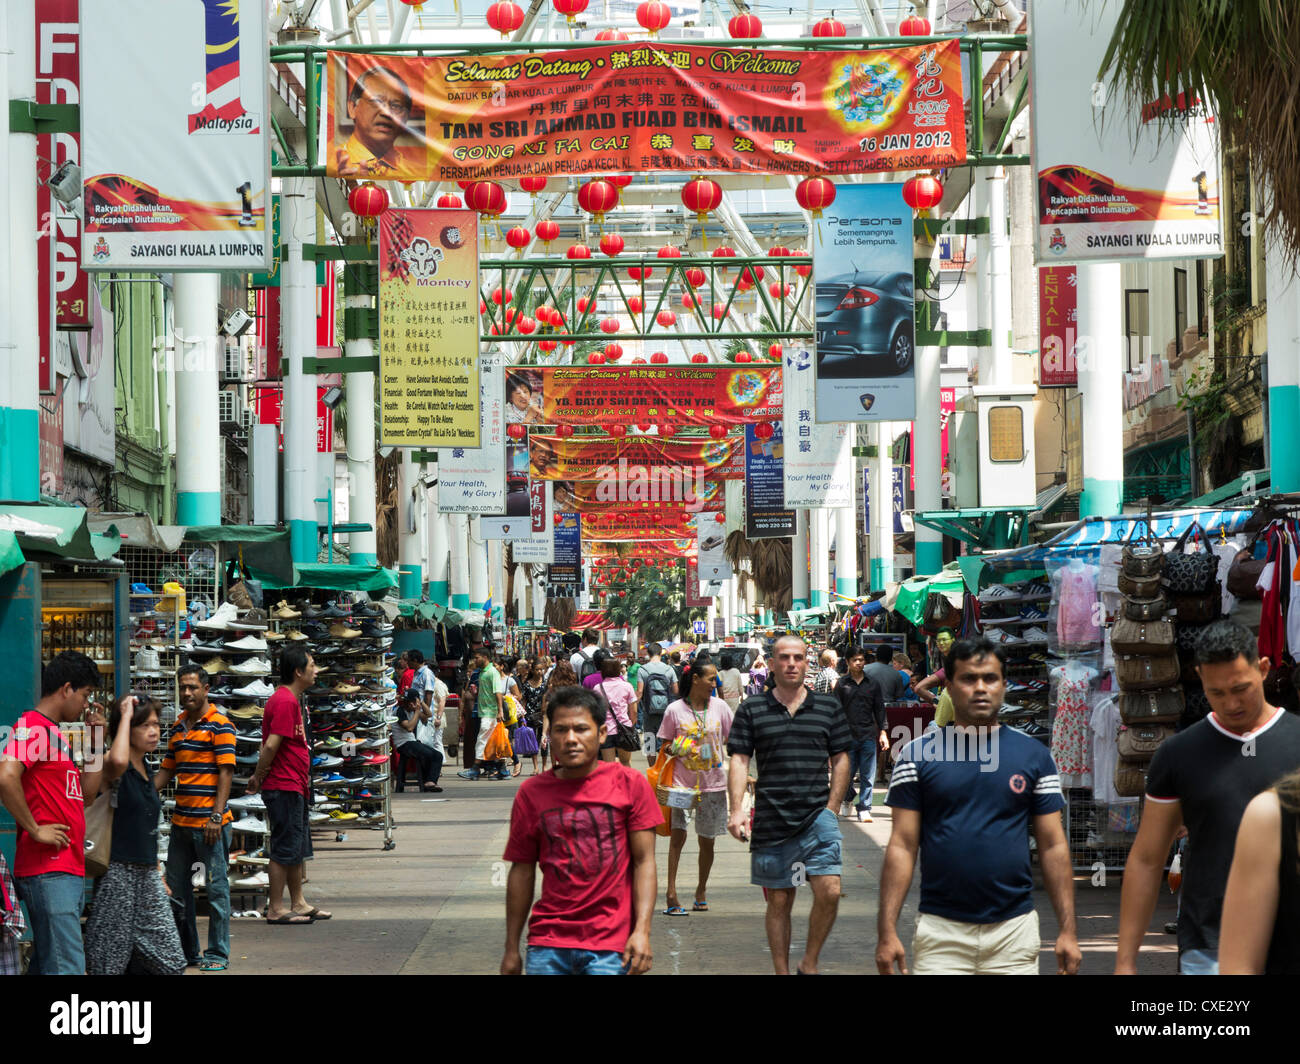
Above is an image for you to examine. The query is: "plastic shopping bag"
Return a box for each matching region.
[483,720,513,762]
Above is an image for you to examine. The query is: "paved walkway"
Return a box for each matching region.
[212,762,1179,975]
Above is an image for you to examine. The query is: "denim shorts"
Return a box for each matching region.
[526,945,626,975]
[750,807,842,889]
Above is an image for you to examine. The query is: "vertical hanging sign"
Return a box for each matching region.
[1038,266,1079,387]
[744,424,795,539]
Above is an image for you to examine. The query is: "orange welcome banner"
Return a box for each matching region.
[325,42,966,180]
[554,477,723,513]
[529,434,744,480]
[581,509,699,541]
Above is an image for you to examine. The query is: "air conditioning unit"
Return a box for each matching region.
[221,344,247,383]
[218,390,241,427]
[241,407,256,433]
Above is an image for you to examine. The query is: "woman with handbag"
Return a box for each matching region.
[83,695,185,976]
[519,660,547,776]
[592,653,640,767]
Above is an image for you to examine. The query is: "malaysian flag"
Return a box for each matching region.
[188,0,257,133]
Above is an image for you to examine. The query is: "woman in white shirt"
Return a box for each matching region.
[716,649,745,712]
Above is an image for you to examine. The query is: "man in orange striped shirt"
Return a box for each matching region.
[154,664,236,972]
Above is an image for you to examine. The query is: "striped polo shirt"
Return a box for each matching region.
[162,704,236,829]
[727,689,853,849]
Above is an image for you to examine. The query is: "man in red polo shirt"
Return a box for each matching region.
[0,651,106,975]
[248,645,332,924]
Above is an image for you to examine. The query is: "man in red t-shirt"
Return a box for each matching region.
[396,651,415,699]
[0,651,106,974]
[501,685,660,976]
[248,645,331,924]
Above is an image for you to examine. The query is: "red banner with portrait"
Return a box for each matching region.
[529,434,744,481]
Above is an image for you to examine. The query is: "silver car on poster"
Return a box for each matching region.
[815,268,915,377]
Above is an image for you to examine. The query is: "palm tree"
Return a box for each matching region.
[1098,1,1300,254]
[600,562,707,642]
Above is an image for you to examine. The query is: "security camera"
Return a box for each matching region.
[48,161,82,206]
[220,308,253,338]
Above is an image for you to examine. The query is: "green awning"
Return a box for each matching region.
[0,504,122,563]
[256,562,398,593]
[1186,469,1270,507]
[891,563,966,626]
[185,525,294,586]
[0,531,26,579]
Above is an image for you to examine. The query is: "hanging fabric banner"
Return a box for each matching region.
[553,477,723,515]
[529,434,745,480]
[325,42,965,181]
[581,509,699,541]
[589,541,696,560]
[1037,266,1079,387]
[744,424,796,539]
[782,347,853,507]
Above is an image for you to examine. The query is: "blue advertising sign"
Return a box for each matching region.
[744,423,795,539]
[863,466,906,535]
[547,512,582,598]
[814,183,916,422]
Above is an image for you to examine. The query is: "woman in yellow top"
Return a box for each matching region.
[913,628,955,726]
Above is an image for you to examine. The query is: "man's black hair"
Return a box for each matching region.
[407,648,425,666]
[647,644,663,658]
[845,645,867,662]
[874,644,893,664]
[544,685,606,727]
[1194,619,1260,667]
[109,694,161,739]
[176,662,209,687]
[41,650,99,698]
[279,644,312,685]
[347,64,412,110]
[936,627,955,638]
[944,637,1007,681]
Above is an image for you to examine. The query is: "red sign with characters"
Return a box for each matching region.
[254,386,335,453]
[1038,266,1078,387]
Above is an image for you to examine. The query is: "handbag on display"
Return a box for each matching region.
[1171,587,1220,624]
[1117,723,1175,763]
[1122,525,1165,578]
[1181,689,1212,728]
[1226,534,1267,600]
[1114,761,1152,799]
[1162,522,1219,594]
[1110,617,1175,656]
[1118,686,1185,724]
[1175,621,1212,655]
[1124,595,1169,622]
[923,592,962,631]
[1115,653,1180,691]
[1118,570,1162,598]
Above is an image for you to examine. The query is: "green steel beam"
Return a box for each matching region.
[303,355,379,374]
[916,327,993,347]
[8,101,78,134]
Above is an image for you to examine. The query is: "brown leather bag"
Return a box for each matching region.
[1226,541,1266,600]
[1124,595,1168,621]
[1116,653,1180,690]
[1116,722,1175,763]
[1110,617,1175,656]
[1171,587,1220,624]
[1122,526,1165,577]
[1119,686,1185,723]
[1114,761,1151,798]
[1118,570,1162,598]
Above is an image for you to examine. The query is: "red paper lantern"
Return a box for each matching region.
[690,352,708,363]
[595,27,629,40]
[608,424,628,438]
[599,232,625,257]
[734,351,753,363]
[607,174,633,190]
[516,315,536,335]
[600,318,621,334]
[714,512,727,523]
[650,352,669,364]
[627,295,644,314]
[708,424,727,440]
[479,300,487,314]
[768,245,793,258]
[795,176,836,218]
[769,281,794,299]
[768,342,783,360]
[711,245,737,265]
[739,265,765,286]
[728,12,762,37]
[684,267,706,288]
[656,310,677,327]
[636,0,671,35]
[519,175,547,196]
[466,180,508,218]
[348,182,389,219]
[538,339,558,353]
[681,293,698,310]
[794,249,812,278]
[812,16,845,37]
[505,225,531,251]
[576,296,592,314]
[535,218,560,244]
[681,176,723,223]
[507,423,527,439]
[577,179,618,223]
[491,286,512,306]
[567,243,592,260]
[456,179,476,190]
[554,512,564,526]
[656,422,673,436]
[632,357,646,364]
[436,193,463,208]
[898,14,931,36]
[556,423,575,438]
[902,174,944,211]
[504,307,518,325]
[589,352,607,365]
[657,245,681,259]
[627,266,653,280]
[552,0,587,23]
[711,302,727,320]
[486,0,525,36]
[737,278,753,293]
[754,422,775,440]
[636,421,653,432]
[604,343,624,360]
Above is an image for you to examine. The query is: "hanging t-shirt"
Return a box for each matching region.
[1053,562,1101,647]
[502,761,662,952]
[1,711,86,878]
[262,686,310,794]
[1088,695,1134,807]
[657,697,733,792]
[1145,707,1300,954]
[885,726,1065,925]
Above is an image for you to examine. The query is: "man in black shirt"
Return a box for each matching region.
[836,647,889,823]
[727,634,853,975]
[1117,620,1300,975]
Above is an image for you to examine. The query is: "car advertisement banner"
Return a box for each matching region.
[324,42,964,181]
[814,183,916,422]
[529,434,745,480]
[781,346,853,507]
[480,433,543,542]
[1038,266,1079,387]
[378,208,480,446]
[519,365,781,427]
[1030,0,1222,263]
[552,477,723,515]
[745,424,796,539]
[438,347,505,514]
[80,0,270,271]
[695,513,732,581]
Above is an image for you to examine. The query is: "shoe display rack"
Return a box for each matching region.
[264,594,398,852]
[976,578,1052,737]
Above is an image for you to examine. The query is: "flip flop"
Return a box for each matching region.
[692,900,709,911]
[300,907,332,921]
[266,913,313,925]
[662,906,689,916]
[198,959,229,971]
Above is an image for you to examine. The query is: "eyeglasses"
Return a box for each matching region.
[362,92,412,114]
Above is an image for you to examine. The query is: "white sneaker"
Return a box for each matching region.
[1022,626,1049,643]
[197,602,239,631]
[225,634,268,652]
[857,809,874,823]
[228,657,272,676]
[232,871,270,889]
[230,815,269,834]
[232,679,275,697]
[228,794,265,811]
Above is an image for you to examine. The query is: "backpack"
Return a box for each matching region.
[577,648,600,684]
[643,668,672,719]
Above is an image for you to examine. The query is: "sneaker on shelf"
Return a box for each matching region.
[230,815,269,833]
[264,630,285,642]
[283,629,309,642]
[224,634,269,653]
[232,871,270,889]
[270,600,302,620]
[332,682,362,695]
[329,622,362,639]
[316,772,347,784]
[232,679,275,697]
[353,602,382,618]
[1086,830,1104,849]
[228,793,266,811]
[228,608,270,632]
[227,704,265,722]
[312,754,344,769]
[229,657,272,676]
[1022,626,1049,643]
[309,810,331,824]
[190,635,227,651]
[1019,606,1048,621]
[201,657,231,676]
[977,584,1014,602]
[196,602,240,631]
[321,603,353,619]
[328,809,358,821]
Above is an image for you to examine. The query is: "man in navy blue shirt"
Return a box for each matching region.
[876,637,1080,975]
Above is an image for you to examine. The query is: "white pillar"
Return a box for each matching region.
[974,175,993,386]
[426,473,450,603]
[515,564,529,623]
[488,539,503,620]
[282,175,318,562]
[450,514,470,609]
[0,0,41,502]
[810,509,830,606]
[987,166,1012,387]
[469,518,489,610]
[344,294,377,565]
[835,505,857,600]
[869,423,895,589]
[397,449,422,597]
[531,568,546,621]
[173,274,222,523]
[791,510,810,609]
[1076,263,1125,517]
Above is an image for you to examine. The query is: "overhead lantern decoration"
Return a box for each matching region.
[656,310,677,327]
[348,181,389,222]
[898,14,931,35]
[708,424,728,440]
[795,176,837,219]
[627,295,644,313]
[657,245,682,260]
[606,174,634,205]
[516,315,536,335]
[711,245,737,265]
[627,266,653,280]
[486,0,525,37]
[768,245,793,258]
[599,232,625,257]
[734,350,753,362]
[538,339,558,353]
[507,423,528,439]
[595,27,629,40]
[650,352,669,363]
[681,176,723,225]
[793,248,812,278]
[636,0,671,36]
[552,0,588,24]
[902,174,945,212]
[566,243,592,260]
[600,317,621,334]
[690,352,708,363]
[684,266,707,288]
[519,175,548,197]
[535,218,560,244]
[505,225,531,254]
[491,285,513,306]
[768,342,783,360]
[754,422,775,440]
[728,11,763,37]
[577,178,619,225]
[436,192,463,208]
[466,179,508,220]
[556,423,575,438]
[604,342,624,361]
[812,16,846,37]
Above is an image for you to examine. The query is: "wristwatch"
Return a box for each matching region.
[208,811,224,824]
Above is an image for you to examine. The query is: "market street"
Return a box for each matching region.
[212,771,1179,976]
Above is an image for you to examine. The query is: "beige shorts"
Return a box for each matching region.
[912,909,1041,975]
[670,790,728,838]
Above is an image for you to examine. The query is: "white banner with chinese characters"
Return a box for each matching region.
[437,347,505,513]
[782,347,852,508]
